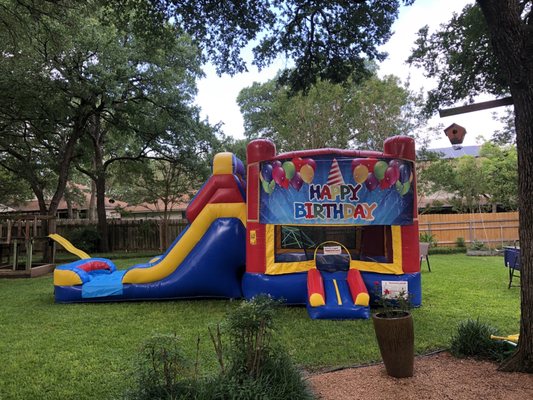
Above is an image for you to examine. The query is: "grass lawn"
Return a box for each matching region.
[0,254,520,399]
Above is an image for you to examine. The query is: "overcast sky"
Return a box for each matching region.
[194,0,510,150]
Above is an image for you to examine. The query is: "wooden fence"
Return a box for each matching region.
[3,212,519,253]
[56,219,188,252]
[419,211,519,248]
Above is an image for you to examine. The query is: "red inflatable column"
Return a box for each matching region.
[246,140,276,274]
[383,136,420,273]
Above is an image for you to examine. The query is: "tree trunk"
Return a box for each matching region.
[90,114,109,253]
[478,0,533,372]
[95,174,109,252]
[88,172,97,221]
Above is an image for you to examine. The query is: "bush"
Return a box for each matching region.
[217,295,312,400]
[126,297,312,400]
[127,333,198,400]
[67,227,101,252]
[419,232,438,247]
[469,240,488,251]
[428,246,466,255]
[455,237,466,248]
[450,319,513,362]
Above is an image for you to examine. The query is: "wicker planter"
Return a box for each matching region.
[372,311,414,378]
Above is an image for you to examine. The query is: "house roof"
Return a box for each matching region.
[122,197,190,213]
[422,145,481,159]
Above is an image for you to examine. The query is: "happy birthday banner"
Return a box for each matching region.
[259,155,414,225]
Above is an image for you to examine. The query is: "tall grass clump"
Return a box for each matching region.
[126,296,313,400]
[126,333,200,400]
[450,319,514,362]
[211,295,312,400]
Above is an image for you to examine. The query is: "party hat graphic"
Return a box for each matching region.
[327,158,345,186]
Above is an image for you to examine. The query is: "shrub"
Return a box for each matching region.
[428,246,466,255]
[126,333,198,400]
[126,297,312,400]
[450,319,513,362]
[455,237,466,248]
[67,227,101,252]
[216,295,312,400]
[419,232,438,247]
[469,240,487,251]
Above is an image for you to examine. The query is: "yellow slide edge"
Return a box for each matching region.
[49,233,91,259]
[123,202,246,284]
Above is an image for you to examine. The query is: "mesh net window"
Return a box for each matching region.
[274,225,393,263]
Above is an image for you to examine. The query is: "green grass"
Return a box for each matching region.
[0,254,520,399]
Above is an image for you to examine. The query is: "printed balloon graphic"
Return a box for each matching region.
[261,163,273,182]
[384,166,399,186]
[261,179,275,194]
[351,158,364,170]
[272,160,282,168]
[282,161,296,180]
[365,173,379,191]
[395,180,410,196]
[379,174,394,189]
[395,180,403,192]
[280,178,290,189]
[399,163,411,184]
[388,160,401,182]
[300,164,315,184]
[272,165,286,186]
[290,172,304,191]
[401,181,411,195]
[305,158,317,171]
[353,164,369,184]
[292,157,305,172]
[373,160,388,181]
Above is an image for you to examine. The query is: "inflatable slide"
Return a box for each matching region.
[53,153,246,303]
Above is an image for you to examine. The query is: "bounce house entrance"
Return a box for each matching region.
[274,225,393,265]
[306,241,370,319]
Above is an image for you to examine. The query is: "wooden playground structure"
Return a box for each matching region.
[0,215,57,278]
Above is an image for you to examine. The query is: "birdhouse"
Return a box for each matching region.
[444,123,466,145]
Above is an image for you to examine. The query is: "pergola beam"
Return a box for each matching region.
[438,96,514,117]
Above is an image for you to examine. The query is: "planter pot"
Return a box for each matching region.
[372,311,414,378]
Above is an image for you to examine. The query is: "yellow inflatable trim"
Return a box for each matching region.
[123,202,246,284]
[213,152,234,175]
[54,269,82,286]
[265,225,403,275]
[49,233,91,259]
[355,292,370,307]
[309,293,325,307]
[333,279,342,305]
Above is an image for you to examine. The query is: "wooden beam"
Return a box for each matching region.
[438,96,514,117]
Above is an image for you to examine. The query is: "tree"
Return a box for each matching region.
[418,143,518,213]
[0,0,218,251]
[410,0,533,372]
[237,73,426,151]
[0,169,32,207]
[126,0,415,92]
[480,143,518,211]
[114,159,203,249]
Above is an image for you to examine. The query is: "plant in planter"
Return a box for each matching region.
[371,282,414,378]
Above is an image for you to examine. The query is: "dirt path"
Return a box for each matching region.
[308,352,533,400]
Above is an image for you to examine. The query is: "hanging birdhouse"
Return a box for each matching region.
[444,123,466,145]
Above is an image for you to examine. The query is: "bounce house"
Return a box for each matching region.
[53,137,420,319]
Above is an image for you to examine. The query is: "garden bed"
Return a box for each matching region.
[309,352,533,400]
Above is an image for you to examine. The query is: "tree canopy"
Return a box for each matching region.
[145,0,415,92]
[418,143,518,213]
[237,72,426,152]
[408,3,509,114]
